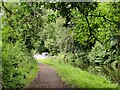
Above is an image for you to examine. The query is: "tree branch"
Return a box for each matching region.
[76,5,103,46]
[2,2,15,15]
[88,14,120,25]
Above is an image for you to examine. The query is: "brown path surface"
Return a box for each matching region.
[27,63,67,88]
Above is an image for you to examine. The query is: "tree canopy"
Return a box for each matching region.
[1,1,120,88]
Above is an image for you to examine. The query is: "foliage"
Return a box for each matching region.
[2,2,40,88]
[2,2,44,52]
[35,9,74,55]
[2,1,120,88]
[88,42,107,64]
[88,41,119,65]
[63,52,76,64]
[2,41,38,88]
[45,2,120,65]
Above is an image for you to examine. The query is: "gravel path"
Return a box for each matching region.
[27,63,67,88]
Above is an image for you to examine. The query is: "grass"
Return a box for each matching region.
[25,64,39,88]
[39,58,119,88]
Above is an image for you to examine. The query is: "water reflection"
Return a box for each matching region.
[73,63,119,84]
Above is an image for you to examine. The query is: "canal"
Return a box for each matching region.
[77,63,120,85]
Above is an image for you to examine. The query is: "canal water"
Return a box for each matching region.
[73,63,119,85]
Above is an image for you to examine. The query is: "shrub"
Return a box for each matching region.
[2,41,38,88]
[75,50,89,63]
[64,52,76,63]
[87,41,119,65]
[87,42,108,64]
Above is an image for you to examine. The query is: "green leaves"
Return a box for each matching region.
[2,2,120,88]
[2,2,41,88]
[2,41,38,88]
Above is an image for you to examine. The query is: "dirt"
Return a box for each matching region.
[27,63,67,88]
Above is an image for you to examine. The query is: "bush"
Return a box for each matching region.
[56,52,66,62]
[64,52,76,63]
[75,50,89,63]
[87,42,108,64]
[55,52,77,66]
[87,41,119,65]
[2,42,38,88]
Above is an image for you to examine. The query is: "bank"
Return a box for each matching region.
[39,58,119,88]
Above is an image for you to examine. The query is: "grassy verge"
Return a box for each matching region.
[39,58,119,88]
[25,64,39,88]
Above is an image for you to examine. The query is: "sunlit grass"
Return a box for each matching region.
[39,58,118,88]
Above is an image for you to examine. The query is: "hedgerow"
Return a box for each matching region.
[2,42,38,88]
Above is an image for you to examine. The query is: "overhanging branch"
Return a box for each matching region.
[2,2,15,15]
[88,14,120,25]
[76,5,103,46]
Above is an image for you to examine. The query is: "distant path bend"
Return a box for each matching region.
[27,63,67,88]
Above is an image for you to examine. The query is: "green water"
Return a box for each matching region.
[75,63,119,85]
